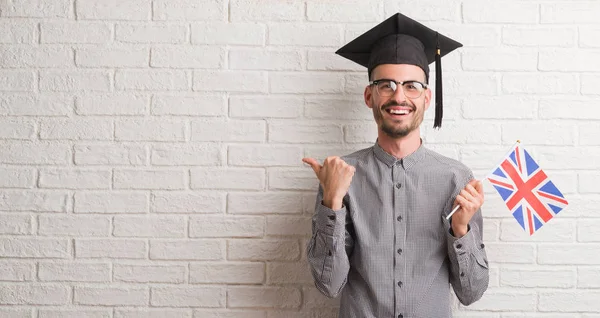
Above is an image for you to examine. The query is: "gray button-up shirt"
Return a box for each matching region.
[307,142,489,318]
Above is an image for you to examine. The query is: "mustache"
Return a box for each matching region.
[381,101,415,111]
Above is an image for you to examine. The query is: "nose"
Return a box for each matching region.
[389,85,408,103]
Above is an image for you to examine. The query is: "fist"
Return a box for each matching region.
[302,156,355,210]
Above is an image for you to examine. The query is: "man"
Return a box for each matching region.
[303,13,489,318]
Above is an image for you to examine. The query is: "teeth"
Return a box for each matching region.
[389,109,409,115]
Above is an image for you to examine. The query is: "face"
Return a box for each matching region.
[364,64,431,139]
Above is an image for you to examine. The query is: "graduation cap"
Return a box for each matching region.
[336,13,462,128]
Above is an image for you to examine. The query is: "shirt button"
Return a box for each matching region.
[481,243,485,248]
[397,281,403,287]
[397,248,402,255]
[460,272,465,277]
[398,315,403,318]
[456,244,463,249]
[396,182,402,189]
[397,216,403,222]
[328,215,336,221]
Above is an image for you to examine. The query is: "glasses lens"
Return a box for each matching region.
[401,81,425,99]
[376,80,396,97]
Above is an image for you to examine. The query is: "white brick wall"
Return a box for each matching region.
[0,0,598,316]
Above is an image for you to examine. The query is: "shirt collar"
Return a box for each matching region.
[373,138,427,170]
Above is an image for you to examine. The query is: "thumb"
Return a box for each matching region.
[302,157,321,175]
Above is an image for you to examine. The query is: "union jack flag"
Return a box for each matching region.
[486,144,568,235]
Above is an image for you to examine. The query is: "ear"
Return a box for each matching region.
[364,85,374,109]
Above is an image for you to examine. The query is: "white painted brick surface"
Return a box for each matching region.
[0,0,598,315]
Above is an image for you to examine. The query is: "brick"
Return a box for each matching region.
[465,290,536,311]
[228,239,300,261]
[153,0,225,21]
[113,169,186,190]
[228,193,303,214]
[228,286,301,309]
[567,195,600,218]
[115,118,186,141]
[38,262,110,282]
[269,24,341,46]
[308,2,380,22]
[266,216,311,236]
[580,27,600,48]
[500,267,575,288]
[0,46,73,68]
[39,309,111,318]
[545,171,577,195]
[150,240,223,260]
[230,49,303,71]
[540,49,600,72]
[0,238,69,258]
[116,70,188,91]
[500,219,574,242]
[0,309,31,318]
[0,261,34,281]
[193,71,267,93]
[39,215,110,236]
[77,0,151,20]
[192,22,264,45]
[77,47,149,67]
[503,26,576,47]
[304,97,370,120]
[0,167,34,188]
[190,262,264,284]
[189,215,264,238]
[228,145,302,167]
[191,119,265,142]
[385,0,460,22]
[541,2,600,24]
[307,51,364,71]
[229,96,302,119]
[502,123,575,146]
[539,291,600,312]
[41,22,112,44]
[76,94,148,116]
[113,215,186,238]
[0,190,67,212]
[463,97,536,119]
[577,219,600,242]
[268,169,318,191]
[444,72,499,96]
[116,309,192,318]
[270,73,344,94]
[117,24,187,43]
[40,70,111,93]
[151,192,225,213]
[302,286,339,308]
[76,239,147,259]
[151,143,222,166]
[195,310,266,318]
[0,214,32,235]
[231,0,303,21]
[75,286,148,306]
[503,74,577,95]
[41,118,113,140]
[579,171,600,193]
[0,70,35,91]
[423,122,501,144]
[541,99,600,120]
[1,0,70,18]
[582,74,600,95]
[463,1,538,24]
[0,21,36,43]
[537,147,600,170]
[484,243,535,264]
[74,144,147,165]
[462,48,537,71]
[0,118,35,140]
[0,94,72,116]
[151,286,224,307]
[152,94,225,116]
[0,284,70,305]
[427,24,500,48]
[114,264,185,283]
[578,268,600,288]
[191,168,264,190]
[344,123,378,144]
[151,46,223,68]
[268,262,312,284]
[539,244,600,265]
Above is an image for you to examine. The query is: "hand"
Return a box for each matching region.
[451,179,484,237]
[302,156,355,210]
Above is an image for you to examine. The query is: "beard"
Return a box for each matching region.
[372,99,425,138]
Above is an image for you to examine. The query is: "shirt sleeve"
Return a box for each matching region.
[306,185,354,298]
[444,207,489,306]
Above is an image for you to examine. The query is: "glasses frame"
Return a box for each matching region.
[368,79,429,99]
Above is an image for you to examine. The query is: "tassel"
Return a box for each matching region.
[434,33,443,129]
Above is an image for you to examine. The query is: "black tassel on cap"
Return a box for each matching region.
[434,32,443,129]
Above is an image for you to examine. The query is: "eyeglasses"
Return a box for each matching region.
[369,79,428,99]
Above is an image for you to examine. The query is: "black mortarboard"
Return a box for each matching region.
[335,13,462,128]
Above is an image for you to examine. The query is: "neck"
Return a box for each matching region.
[376,129,422,159]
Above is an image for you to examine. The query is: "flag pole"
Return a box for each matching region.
[445,140,521,220]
